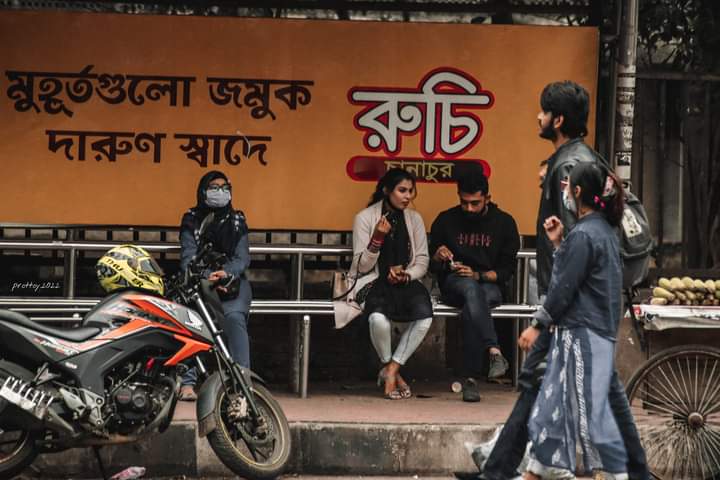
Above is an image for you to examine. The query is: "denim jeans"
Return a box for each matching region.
[440,274,502,377]
[368,312,433,365]
[482,328,650,480]
[182,310,250,386]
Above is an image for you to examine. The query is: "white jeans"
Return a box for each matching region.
[368,312,432,365]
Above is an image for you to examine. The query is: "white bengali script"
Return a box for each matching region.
[351,70,492,156]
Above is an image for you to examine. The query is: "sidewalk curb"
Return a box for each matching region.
[33,421,498,477]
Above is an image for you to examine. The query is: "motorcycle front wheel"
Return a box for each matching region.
[207,383,291,479]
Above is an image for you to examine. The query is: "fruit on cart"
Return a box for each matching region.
[649,276,720,305]
[670,277,685,291]
[653,287,675,301]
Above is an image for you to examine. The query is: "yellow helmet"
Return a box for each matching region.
[96,245,165,296]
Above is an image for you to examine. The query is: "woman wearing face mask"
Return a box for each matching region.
[345,168,433,400]
[178,171,252,401]
[517,162,628,480]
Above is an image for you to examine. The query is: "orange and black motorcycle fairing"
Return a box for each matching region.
[1,293,212,396]
[0,238,291,480]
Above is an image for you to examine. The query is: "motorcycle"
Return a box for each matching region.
[0,214,291,479]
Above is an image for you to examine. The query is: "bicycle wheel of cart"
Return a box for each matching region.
[626,344,720,480]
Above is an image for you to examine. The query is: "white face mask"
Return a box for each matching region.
[562,185,577,214]
[206,189,231,208]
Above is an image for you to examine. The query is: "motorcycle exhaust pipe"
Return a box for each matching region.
[0,375,75,436]
[0,376,54,419]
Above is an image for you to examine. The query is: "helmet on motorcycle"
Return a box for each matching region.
[96,245,165,295]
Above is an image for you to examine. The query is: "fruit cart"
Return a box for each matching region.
[624,275,720,480]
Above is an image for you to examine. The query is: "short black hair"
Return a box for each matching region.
[456,166,488,195]
[540,81,589,139]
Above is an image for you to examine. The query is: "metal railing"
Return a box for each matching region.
[0,238,538,398]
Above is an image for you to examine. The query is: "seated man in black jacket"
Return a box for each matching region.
[430,167,520,402]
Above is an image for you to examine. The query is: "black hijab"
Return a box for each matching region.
[180,170,248,256]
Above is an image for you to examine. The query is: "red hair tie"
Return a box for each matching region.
[594,195,605,208]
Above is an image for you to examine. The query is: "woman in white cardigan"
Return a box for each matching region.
[351,168,433,400]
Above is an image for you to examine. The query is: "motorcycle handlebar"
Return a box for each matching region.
[166,242,229,301]
[212,273,235,289]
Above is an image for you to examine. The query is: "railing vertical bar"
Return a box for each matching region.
[300,314,311,399]
[289,252,305,395]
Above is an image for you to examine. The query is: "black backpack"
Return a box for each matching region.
[619,190,653,288]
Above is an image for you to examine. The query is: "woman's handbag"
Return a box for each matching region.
[332,253,363,301]
[332,253,377,328]
[332,271,356,301]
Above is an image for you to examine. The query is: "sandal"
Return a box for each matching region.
[396,374,412,399]
[385,389,403,400]
[378,369,403,400]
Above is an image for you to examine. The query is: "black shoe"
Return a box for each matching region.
[462,377,481,402]
[487,352,510,379]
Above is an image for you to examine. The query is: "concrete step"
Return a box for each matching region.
[28,381,514,478]
[32,421,497,478]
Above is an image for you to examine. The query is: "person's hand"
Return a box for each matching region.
[373,213,392,238]
[479,270,498,283]
[543,215,564,248]
[387,265,409,285]
[518,326,541,352]
[454,264,475,278]
[208,270,228,281]
[433,245,454,263]
[209,270,228,292]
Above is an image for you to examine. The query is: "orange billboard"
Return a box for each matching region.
[0,11,598,233]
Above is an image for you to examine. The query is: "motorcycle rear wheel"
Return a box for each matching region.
[207,383,291,479]
[0,361,39,480]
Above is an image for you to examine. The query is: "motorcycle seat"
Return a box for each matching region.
[0,309,101,342]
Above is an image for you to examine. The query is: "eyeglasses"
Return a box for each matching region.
[207,184,232,193]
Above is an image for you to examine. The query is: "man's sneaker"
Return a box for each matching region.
[462,377,481,402]
[487,352,510,379]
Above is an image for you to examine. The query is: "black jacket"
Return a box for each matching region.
[536,138,606,296]
[430,203,520,288]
